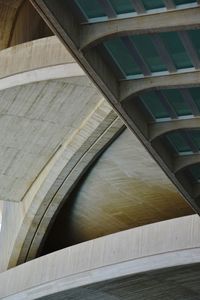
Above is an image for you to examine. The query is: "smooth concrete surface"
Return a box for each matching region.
[0,214,200,299]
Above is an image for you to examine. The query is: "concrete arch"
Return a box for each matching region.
[13,103,123,267]
[0,36,110,271]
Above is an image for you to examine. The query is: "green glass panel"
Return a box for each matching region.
[104,38,142,76]
[75,0,106,19]
[167,131,191,153]
[141,91,169,119]
[189,164,200,182]
[110,0,135,14]
[174,0,196,5]
[188,30,200,58]
[189,87,200,111]
[159,32,192,69]
[131,35,167,73]
[190,130,200,149]
[163,89,192,116]
[142,0,165,10]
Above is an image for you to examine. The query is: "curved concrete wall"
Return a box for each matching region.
[0,0,52,50]
[0,36,107,272]
[0,215,200,299]
[41,128,193,255]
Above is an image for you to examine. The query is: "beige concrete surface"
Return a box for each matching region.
[0,214,200,299]
[42,128,193,251]
[0,36,105,271]
[0,0,52,50]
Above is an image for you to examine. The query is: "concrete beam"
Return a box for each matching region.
[80,7,200,49]
[149,118,200,141]
[120,70,200,102]
[0,215,200,299]
[174,154,200,173]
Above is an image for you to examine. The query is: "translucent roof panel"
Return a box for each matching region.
[140,91,169,119]
[188,30,200,58]
[163,89,192,117]
[130,35,167,73]
[189,87,200,110]
[139,87,199,122]
[75,0,106,19]
[188,164,200,183]
[103,38,142,77]
[101,30,197,79]
[159,32,193,70]
[190,130,200,149]
[74,0,198,23]
[174,0,196,5]
[109,0,135,14]
[166,131,192,154]
[142,0,165,10]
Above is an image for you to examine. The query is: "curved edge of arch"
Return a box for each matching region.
[0,214,200,299]
[0,36,76,82]
[2,100,124,271]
